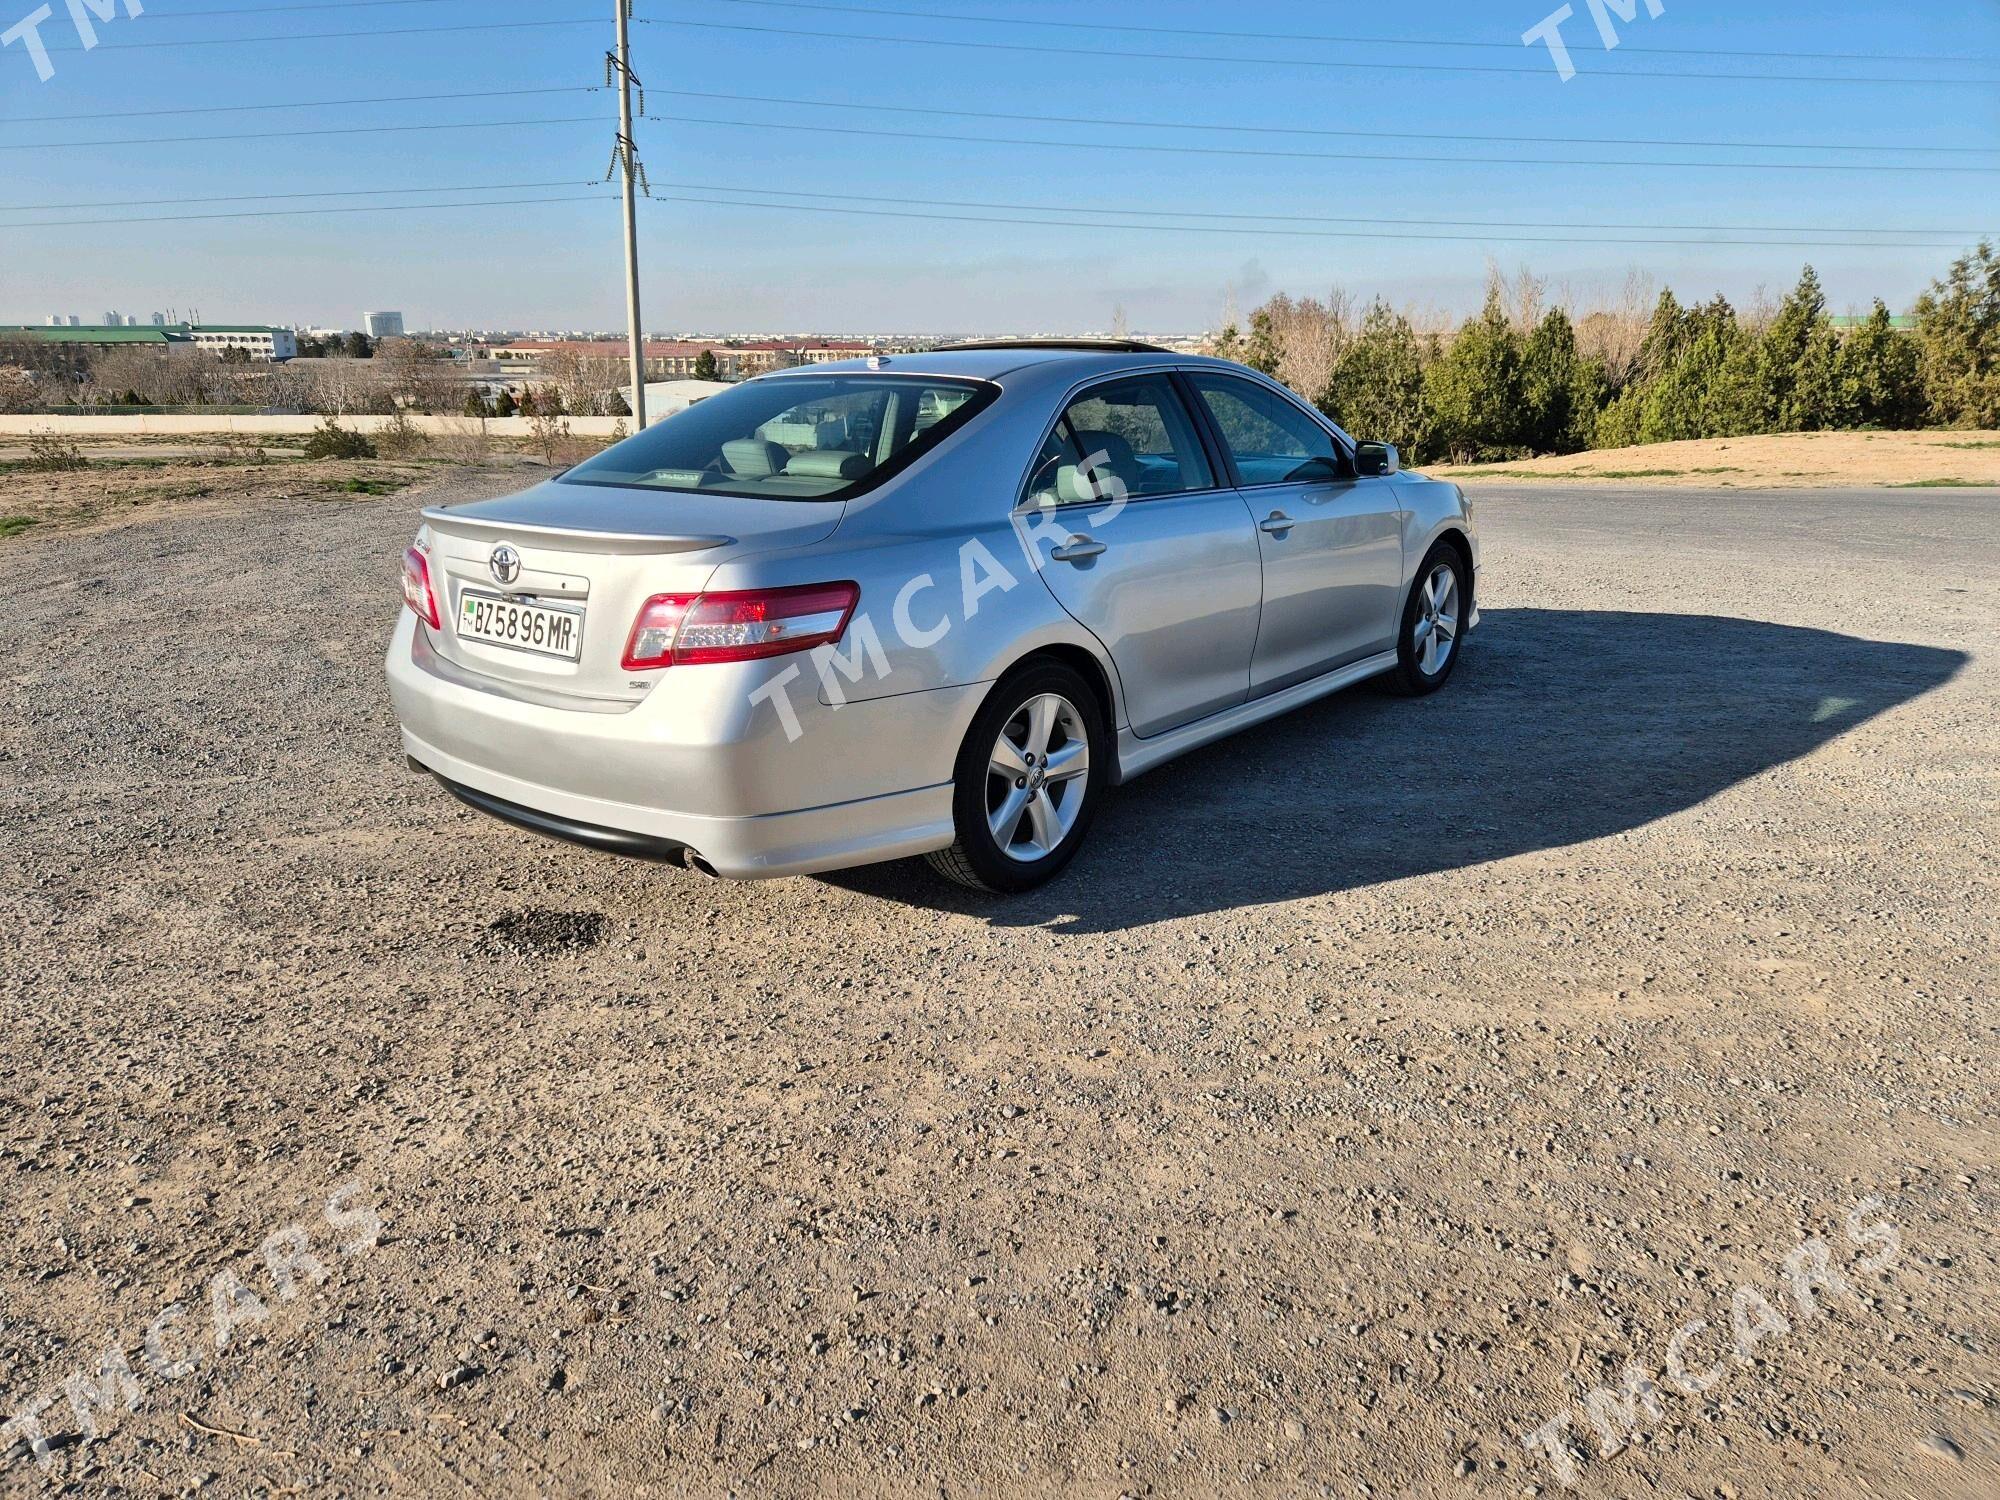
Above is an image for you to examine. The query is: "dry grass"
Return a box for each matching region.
[1428,429,2000,488]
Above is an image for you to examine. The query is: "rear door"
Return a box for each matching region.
[1023,373,1263,738]
[1182,371,1404,693]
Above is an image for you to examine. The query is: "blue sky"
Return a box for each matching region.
[2,0,1995,333]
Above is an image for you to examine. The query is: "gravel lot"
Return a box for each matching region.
[1,475,1994,1498]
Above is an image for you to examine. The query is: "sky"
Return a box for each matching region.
[1,0,1996,334]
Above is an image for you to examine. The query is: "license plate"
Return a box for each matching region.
[457,590,583,660]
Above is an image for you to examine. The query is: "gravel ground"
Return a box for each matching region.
[0,474,1994,1498]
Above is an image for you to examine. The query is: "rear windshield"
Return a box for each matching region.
[558,374,996,500]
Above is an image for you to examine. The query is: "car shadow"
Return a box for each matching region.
[819,609,1967,929]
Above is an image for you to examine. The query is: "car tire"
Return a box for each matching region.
[925,661,1107,893]
[1386,541,1470,696]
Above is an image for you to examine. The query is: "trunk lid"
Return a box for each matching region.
[417,478,845,705]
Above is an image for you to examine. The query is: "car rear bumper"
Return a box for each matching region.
[387,613,970,878]
[403,728,954,878]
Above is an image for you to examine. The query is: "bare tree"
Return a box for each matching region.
[0,366,39,413]
[377,337,461,413]
[1573,268,1655,387]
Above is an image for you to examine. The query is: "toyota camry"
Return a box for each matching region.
[386,341,1478,892]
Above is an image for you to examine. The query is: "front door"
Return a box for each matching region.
[1024,373,1263,738]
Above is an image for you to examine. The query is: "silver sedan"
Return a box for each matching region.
[386,341,1479,892]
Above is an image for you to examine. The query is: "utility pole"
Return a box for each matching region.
[608,0,648,429]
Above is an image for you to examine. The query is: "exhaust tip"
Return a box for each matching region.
[683,850,720,879]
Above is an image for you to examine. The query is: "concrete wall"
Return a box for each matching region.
[0,414,633,438]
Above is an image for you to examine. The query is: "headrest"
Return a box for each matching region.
[783,449,869,480]
[721,438,787,478]
[1068,428,1139,476]
[1054,464,1101,504]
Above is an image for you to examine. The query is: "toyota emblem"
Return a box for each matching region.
[490,544,521,585]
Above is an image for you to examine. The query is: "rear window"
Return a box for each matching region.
[558,374,995,500]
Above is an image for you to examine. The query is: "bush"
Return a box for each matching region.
[23,431,87,472]
[373,410,429,458]
[301,418,377,460]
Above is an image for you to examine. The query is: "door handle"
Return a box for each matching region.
[1050,533,1107,563]
[1259,511,1295,536]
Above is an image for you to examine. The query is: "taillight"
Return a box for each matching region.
[401,545,440,629]
[621,582,858,671]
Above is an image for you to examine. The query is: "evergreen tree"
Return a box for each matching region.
[1911,240,2000,427]
[1758,265,1838,430]
[1423,291,1523,462]
[1837,301,1925,428]
[1518,308,1603,454]
[692,348,720,381]
[1244,306,1281,377]
[1319,300,1432,461]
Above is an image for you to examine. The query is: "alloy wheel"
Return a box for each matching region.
[1412,562,1460,676]
[985,692,1090,862]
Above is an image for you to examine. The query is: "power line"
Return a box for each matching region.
[646,88,2000,160]
[644,111,2000,174]
[0,116,608,152]
[0,181,596,213]
[639,190,1986,250]
[5,78,1980,162]
[693,0,2000,69]
[1,85,600,126]
[143,0,580,14]
[33,15,604,54]
[638,16,2000,87]
[0,176,1982,240]
[639,179,1993,241]
[6,83,1987,160]
[0,193,614,231]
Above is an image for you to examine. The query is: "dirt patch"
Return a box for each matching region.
[485,909,608,955]
[0,453,532,538]
[1430,428,2000,487]
[0,476,1993,1497]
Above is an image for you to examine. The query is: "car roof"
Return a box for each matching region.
[761,346,1250,382]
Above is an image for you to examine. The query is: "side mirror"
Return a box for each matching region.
[1354,442,1399,477]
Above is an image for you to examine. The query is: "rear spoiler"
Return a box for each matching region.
[419,507,733,556]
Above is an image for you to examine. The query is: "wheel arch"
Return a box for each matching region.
[1429,525,1475,617]
[984,641,1123,777]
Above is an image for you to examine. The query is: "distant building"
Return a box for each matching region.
[185,325,298,361]
[150,312,167,327]
[618,379,733,418]
[0,323,194,351]
[364,310,406,339]
[0,323,296,361]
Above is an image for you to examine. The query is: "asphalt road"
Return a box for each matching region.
[0,478,1994,1497]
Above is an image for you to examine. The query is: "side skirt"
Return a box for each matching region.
[1112,650,1399,785]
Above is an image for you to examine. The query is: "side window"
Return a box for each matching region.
[1188,374,1345,487]
[1024,374,1215,507]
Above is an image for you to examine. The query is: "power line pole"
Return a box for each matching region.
[608,0,648,429]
